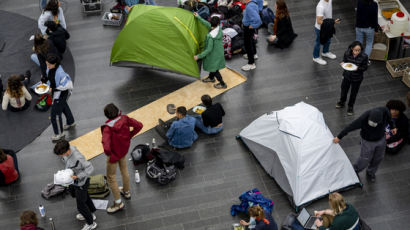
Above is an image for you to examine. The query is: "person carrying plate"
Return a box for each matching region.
[336,41,368,116]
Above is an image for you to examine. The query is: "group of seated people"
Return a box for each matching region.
[156,94,225,149]
[1,0,69,113]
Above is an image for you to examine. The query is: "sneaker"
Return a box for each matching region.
[81,222,97,230]
[241,63,256,71]
[51,133,65,141]
[76,213,96,221]
[201,77,215,83]
[107,202,124,213]
[335,102,345,109]
[366,173,376,182]
[313,57,327,65]
[243,54,258,60]
[214,83,227,89]
[24,70,31,83]
[119,186,131,199]
[63,122,76,130]
[368,60,371,66]
[321,52,337,59]
[347,107,354,116]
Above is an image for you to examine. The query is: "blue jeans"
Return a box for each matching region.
[31,53,40,66]
[313,28,331,58]
[355,27,374,57]
[194,115,223,134]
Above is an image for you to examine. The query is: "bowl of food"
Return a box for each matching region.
[342,63,358,71]
[193,105,206,114]
[34,83,50,95]
[232,223,244,230]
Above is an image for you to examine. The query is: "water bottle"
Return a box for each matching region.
[39,205,45,217]
[135,170,140,183]
[152,138,157,149]
[49,218,55,230]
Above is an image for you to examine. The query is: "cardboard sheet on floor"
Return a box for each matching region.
[70,67,246,160]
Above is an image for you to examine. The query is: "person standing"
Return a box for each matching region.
[43,54,75,141]
[355,0,378,62]
[101,103,143,213]
[313,0,340,65]
[241,0,262,71]
[54,140,97,230]
[333,106,396,182]
[194,14,227,89]
[336,41,368,115]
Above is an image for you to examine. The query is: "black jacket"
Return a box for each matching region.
[338,107,395,141]
[275,16,297,49]
[387,113,409,144]
[342,48,368,82]
[36,39,60,77]
[320,18,335,45]
[201,103,225,128]
[47,26,70,54]
[356,0,378,30]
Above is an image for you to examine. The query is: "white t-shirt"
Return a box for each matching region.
[315,0,332,30]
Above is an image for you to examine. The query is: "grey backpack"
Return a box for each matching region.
[41,183,68,199]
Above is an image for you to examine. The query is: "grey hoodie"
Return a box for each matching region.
[62,146,94,187]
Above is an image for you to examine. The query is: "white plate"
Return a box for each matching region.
[193,105,206,114]
[34,84,50,95]
[342,63,358,71]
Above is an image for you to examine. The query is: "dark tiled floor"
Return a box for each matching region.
[1,0,410,229]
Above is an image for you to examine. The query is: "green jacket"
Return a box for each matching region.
[196,16,225,73]
[319,204,359,230]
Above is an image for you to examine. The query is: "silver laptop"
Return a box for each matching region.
[297,208,318,230]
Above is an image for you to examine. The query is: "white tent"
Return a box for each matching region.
[239,102,360,208]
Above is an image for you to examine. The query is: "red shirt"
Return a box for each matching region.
[0,155,19,184]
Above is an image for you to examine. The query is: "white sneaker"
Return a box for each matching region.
[51,133,65,141]
[243,54,258,60]
[63,122,76,130]
[321,52,336,59]
[81,222,97,230]
[76,213,96,221]
[313,57,327,65]
[241,64,256,71]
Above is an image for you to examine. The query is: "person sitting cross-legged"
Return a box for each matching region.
[194,94,225,134]
[157,106,198,149]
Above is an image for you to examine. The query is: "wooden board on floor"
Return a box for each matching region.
[70,67,247,160]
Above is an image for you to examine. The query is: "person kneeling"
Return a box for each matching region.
[54,140,97,230]
[158,106,198,149]
[194,94,225,134]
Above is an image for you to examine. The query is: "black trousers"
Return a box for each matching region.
[51,92,75,135]
[243,26,257,64]
[209,70,225,85]
[74,179,96,225]
[339,77,362,107]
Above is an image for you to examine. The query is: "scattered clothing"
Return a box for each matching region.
[231,188,274,216]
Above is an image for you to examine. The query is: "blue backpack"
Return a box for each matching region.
[261,7,275,26]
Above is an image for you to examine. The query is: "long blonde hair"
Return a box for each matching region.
[329,192,347,215]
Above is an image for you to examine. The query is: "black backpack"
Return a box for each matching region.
[146,158,177,185]
[130,144,154,166]
[41,183,68,199]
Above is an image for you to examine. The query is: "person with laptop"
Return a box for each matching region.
[314,193,359,230]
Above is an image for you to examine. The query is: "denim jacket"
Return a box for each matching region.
[166,116,198,148]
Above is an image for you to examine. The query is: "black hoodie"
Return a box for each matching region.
[337,107,395,141]
[47,26,70,54]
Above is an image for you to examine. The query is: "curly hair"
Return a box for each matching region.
[20,210,38,227]
[6,75,23,98]
[45,0,60,16]
[386,99,406,113]
[34,33,49,55]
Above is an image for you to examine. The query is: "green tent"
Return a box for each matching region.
[110,5,209,78]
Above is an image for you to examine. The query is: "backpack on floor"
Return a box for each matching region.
[35,93,52,112]
[146,158,177,185]
[130,144,154,166]
[261,7,275,26]
[41,183,68,199]
[223,34,232,59]
[196,3,210,20]
[88,174,110,198]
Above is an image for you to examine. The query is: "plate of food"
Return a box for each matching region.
[342,63,358,71]
[232,223,244,230]
[193,105,206,114]
[34,83,50,95]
